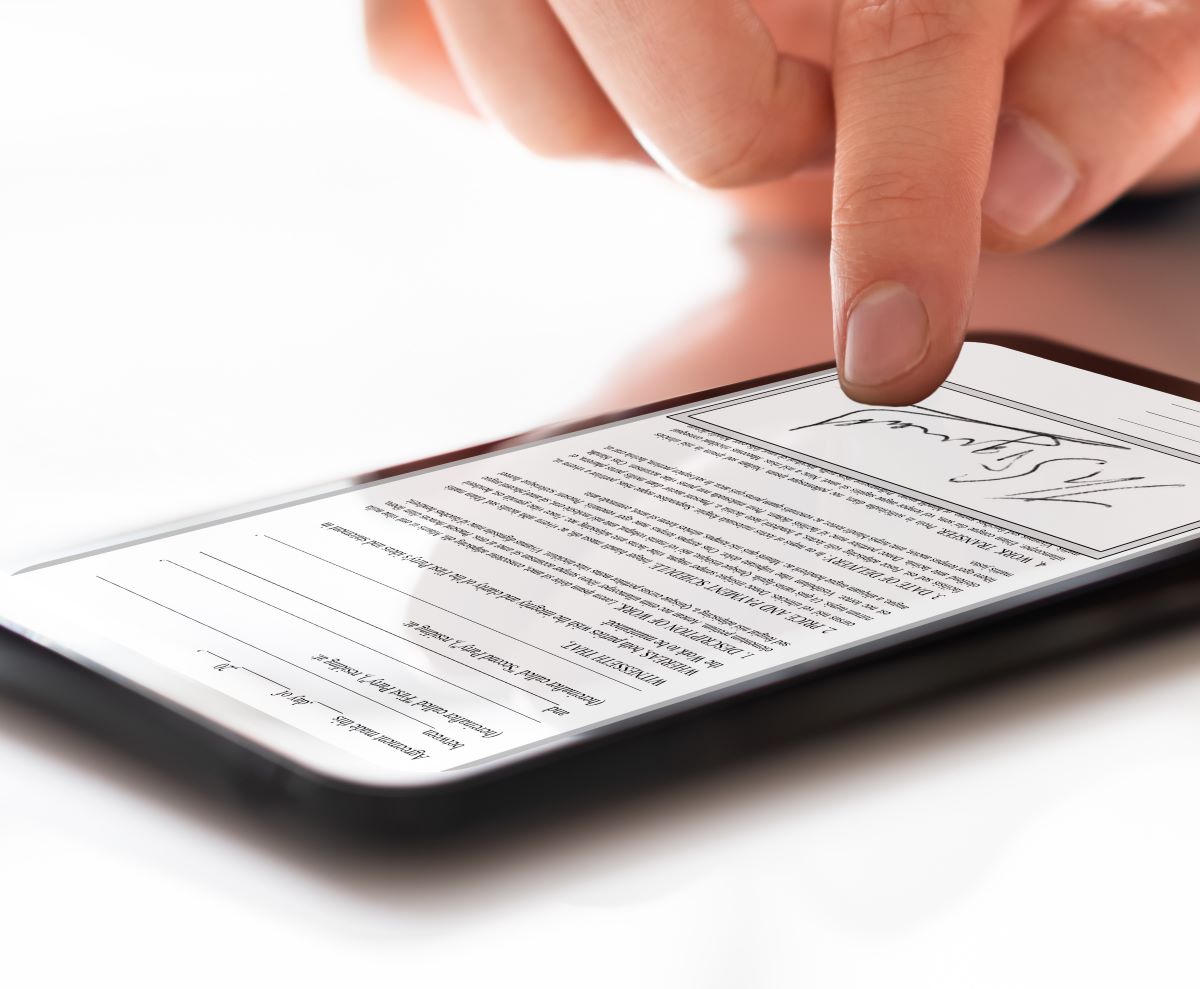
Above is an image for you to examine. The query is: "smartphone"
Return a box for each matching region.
[3,334,1199,832]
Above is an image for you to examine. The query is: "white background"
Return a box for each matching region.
[4,3,1200,987]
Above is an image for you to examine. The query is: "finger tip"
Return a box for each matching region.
[835,371,944,408]
[836,330,962,407]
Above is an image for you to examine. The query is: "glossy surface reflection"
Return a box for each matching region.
[3,3,1200,985]
[588,196,1200,416]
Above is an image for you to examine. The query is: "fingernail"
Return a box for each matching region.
[842,282,930,388]
[983,113,1078,237]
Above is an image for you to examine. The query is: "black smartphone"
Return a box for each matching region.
[3,333,1199,833]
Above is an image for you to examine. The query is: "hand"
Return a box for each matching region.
[366,0,1200,404]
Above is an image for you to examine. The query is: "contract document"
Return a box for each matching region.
[4,343,1198,781]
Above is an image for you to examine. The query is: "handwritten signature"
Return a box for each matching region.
[790,407,1185,507]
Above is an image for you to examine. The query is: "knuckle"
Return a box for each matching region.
[836,0,984,69]
[676,145,766,189]
[672,111,778,188]
[833,158,970,229]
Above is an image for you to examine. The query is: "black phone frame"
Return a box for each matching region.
[2,331,1199,834]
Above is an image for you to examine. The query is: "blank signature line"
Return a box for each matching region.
[1146,410,1200,432]
[1118,418,1200,446]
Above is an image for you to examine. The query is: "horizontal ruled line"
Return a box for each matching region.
[96,577,440,730]
[263,535,641,692]
[167,558,542,724]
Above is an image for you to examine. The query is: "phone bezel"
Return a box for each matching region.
[4,331,1199,797]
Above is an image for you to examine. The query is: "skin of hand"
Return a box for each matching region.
[365,0,1200,405]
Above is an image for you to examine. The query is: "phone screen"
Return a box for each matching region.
[3,342,1199,784]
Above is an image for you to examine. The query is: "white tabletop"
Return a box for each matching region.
[3,5,1200,986]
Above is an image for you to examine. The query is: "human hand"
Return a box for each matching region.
[366,0,1200,404]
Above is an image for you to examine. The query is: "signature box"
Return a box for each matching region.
[676,375,1200,558]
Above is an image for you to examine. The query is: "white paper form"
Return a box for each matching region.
[4,344,1198,778]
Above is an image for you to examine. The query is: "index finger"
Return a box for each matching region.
[831,0,1020,404]
[546,0,833,186]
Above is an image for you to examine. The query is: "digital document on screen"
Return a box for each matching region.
[4,344,1198,778]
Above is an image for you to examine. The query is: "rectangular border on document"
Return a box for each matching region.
[670,373,1200,560]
